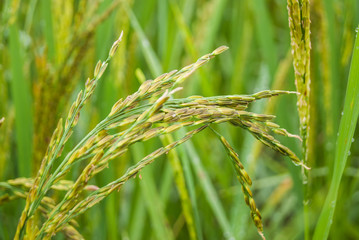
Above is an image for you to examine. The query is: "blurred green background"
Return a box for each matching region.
[1,0,359,239]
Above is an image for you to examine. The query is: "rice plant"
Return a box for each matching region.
[1,0,359,239]
[0,31,303,239]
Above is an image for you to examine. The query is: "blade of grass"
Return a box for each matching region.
[313,26,359,240]
[9,23,33,177]
[176,141,204,240]
[131,143,175,240]
[321,0,342,177]
[157,0,169,61]
[166,0,195,70]
[40,0,56,62]
[0,27,10,180]
[316,0,335,172]
[355,1,359,24]
[250,0,278,78]
[200,0,228,53]
[24,0,38,33]
[128,185,147,240]
[126,7,163,76]
[229,6,253,94]
[140,169,175,240]
[161,134,198,240]
[159,160,174,201]
[182,131,234,239]
[169,1,197,59]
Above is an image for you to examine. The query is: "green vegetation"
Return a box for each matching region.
[0,0,358,239]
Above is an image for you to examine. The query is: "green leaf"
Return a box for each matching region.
[314,26,359,240]
[9,23,33,177]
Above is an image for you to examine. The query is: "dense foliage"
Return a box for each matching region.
[0,0,358,239]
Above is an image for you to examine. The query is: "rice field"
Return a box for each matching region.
[0,0,359,239]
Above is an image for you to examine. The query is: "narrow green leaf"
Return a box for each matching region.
[166,0,195,70]
[182,133,234,239]
[176,142,204,240]
[140,169,175,240]
[250,0,278,78]
[161,134,198,240]
[9,23,33,177]
[40,0,56,62]
[200,0,228,53]
[314,26,359,240]
[132,144,175,240]
[157,0,168,60]
[126,7,163,76]
[321,0,342,175]
[24,0,38,33]
[128,188,147,240]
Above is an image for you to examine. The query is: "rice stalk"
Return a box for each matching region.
[287,0,311,238]
[287,0,311,170]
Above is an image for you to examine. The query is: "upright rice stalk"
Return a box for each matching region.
[287,0,311,238]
